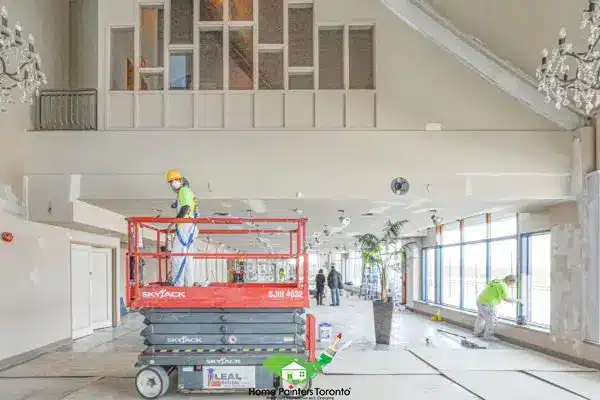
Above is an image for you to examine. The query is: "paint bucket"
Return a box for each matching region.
[318,323,333,343]
[516,316,526,326]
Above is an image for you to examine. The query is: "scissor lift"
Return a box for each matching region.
[126,216,316,399]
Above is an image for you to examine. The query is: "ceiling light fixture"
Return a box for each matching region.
[430,209,443,226]
[338,209,351,227]
[537,0,600,115]
[0,6,46,112]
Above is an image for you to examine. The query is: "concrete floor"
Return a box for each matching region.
[0,293,598,399]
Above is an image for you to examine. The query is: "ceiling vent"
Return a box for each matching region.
[361,212,375,216]
[213,212,231,216]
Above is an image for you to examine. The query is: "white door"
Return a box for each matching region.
[71,244,93,339]
[91,248,113,330]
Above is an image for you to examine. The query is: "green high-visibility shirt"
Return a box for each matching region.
[177,186,195,218]
[477,279,508,306]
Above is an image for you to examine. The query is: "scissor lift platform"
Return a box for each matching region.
[127,217,316,399]
[135,307,314,398]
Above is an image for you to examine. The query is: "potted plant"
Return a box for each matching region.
[356,220,412,345]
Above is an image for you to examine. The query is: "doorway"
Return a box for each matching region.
[70,244,114,339]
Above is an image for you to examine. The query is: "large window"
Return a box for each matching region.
[442,221,460,245]
[490,238,518,319]
[491,215,517,238]
[529,233,551,326]
[463,214,487,242]
[420,213,552,328]
[424,248,436,302]
[462,242,487,310]
[441,246,460,307]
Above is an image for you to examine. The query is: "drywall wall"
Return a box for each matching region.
[0,211,119,362]
[0,0,70,197]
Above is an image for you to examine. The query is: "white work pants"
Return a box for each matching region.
[171,223,196,287]
[474,300,497,338]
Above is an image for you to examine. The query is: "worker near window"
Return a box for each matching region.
[474,274,521,340]
[165,169,197,287]
[315,269,326,305]
[327,265,343,306]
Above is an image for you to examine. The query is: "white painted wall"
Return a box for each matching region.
[23,129,573,202]
[0,211,120,362]
[70,0,99,89]
[0,0,70,199]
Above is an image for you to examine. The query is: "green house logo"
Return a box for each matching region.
[263,355,319,386]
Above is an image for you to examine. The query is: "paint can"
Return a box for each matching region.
[318,323,333,343]
[516,316,526,326]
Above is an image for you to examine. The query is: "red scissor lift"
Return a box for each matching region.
[127,216,317,399]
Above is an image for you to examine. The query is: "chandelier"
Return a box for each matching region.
[536,0,600,116]
[0,6,46,112]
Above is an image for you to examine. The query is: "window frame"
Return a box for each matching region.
[417,213,547,328]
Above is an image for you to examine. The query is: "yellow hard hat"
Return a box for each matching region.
[166,169,182,182]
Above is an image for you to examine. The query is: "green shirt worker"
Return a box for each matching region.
[474,274,521,340]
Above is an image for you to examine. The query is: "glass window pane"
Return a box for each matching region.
[258,51,283,89]
[529,233,551,326]
[318,28,343,89]
[170,53,193,89]
[349,26,374,89]
[490,238,518,319]
[289,73,313,89]
[288,6,313,67]
[462,242,487,310]
[199,0,223,21]
[425,248,436,302]
[110,28,134,91]
[230,0,253,21]
[170,0,193,44]
[199,30,223,90]
[463,214,487,242]
[259,0,283,44]
[441,246,460,307]
[442,222,460,245]
[229,29,254,90]
[491,214,517,238]
[140,7,164,68]
[140,72,163,90]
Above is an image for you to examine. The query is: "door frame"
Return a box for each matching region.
[91,247,114,330]
[70,243,94,339]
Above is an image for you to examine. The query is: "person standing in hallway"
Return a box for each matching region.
[327,265,343,306]
[315,269,326,305]
[474,274,521,340]
[165,169,197,287]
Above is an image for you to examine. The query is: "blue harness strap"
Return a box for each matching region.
[172,225,196,285]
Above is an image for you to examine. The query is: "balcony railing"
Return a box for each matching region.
[35,89,97,130]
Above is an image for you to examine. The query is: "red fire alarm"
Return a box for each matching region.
[1,232,14,243]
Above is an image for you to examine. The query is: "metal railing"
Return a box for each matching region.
[35,89,97,130]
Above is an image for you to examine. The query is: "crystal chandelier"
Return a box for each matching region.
[536,0,600,116]
[0,5,46,112]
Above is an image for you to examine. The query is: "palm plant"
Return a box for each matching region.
[356,220,414,302]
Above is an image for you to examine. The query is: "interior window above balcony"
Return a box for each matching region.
[140,6,164,68]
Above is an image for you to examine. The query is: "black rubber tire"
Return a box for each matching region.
[135,366,168,399]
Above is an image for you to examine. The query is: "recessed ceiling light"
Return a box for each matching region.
[425,122,442,131]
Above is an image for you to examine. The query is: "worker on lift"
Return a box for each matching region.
[165,170,197,287]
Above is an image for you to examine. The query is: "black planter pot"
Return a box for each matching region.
[373,300,394,345]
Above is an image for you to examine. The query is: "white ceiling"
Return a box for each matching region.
[424,0,590,79]
[87,198,557,253]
